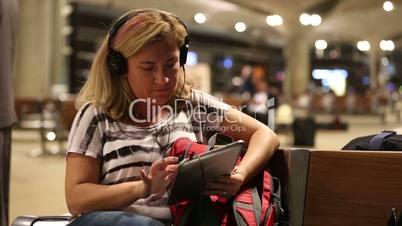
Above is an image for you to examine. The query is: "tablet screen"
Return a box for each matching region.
[167,140,245,204]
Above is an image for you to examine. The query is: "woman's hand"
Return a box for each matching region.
[203,166,247,198]
[139,156,178,198]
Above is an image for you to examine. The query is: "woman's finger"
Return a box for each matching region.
[140,169,150,184]
[165,173,176,182]
[166,164,178,173]
[163,156,178,165]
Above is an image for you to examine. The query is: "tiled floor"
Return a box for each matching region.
[8,114,401,225]
[10,131,67,223]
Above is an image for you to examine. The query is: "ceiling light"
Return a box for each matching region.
[357,41,371,51]
[235,22,246,32]
[383,1,394,12]
[299,13,321,26]
[266,15,283,26]
[380,40,395,51]
[380,40,387,50]
[310,14,322,26]
[388,41,395,51]
[194,13,207,24]
[315,40,327,50]
[299,13,310,26]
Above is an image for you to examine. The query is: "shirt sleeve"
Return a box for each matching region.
[190,89,231,143]
[66,103,104,160]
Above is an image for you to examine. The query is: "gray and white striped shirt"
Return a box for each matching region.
[66,89,230,219]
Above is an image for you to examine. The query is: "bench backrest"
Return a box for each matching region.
[303,150,402,226]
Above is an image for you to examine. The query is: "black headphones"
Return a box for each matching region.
[107,12,190,76]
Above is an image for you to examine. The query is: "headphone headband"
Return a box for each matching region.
[106,11,189,76]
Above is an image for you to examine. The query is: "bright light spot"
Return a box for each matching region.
[380,40,395,51]
[310,14,322,26]
[315,40,327,50]
[194,13,207,24]
[383,1,394,12]
[388,41,395,51]
[299,13,321,26]
[322,79,330,86]
[235,22,246,32]
[46,132,56,141]
[381,57,389,66]
[187,51,198,65]
[232,77,243,86]
[266,15,283,26]
[223,58,233,68]
[299,13,310,25]
[380,40,387,50]
[61,5,73,16]
[357,40,371,51]
[312,69,348,96]
[313,69,348,80]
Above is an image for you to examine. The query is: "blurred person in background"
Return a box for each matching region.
[0,0,19,225]
[65,8,279,226]
[378,87,391,123]
[296,90,312,110]
[346,87,356,114]
[321,90,335,114]
[247,80,269,114]
[240,65,254,97]
[247,80,269,125]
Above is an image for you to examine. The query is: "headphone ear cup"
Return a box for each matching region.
[179,36,189,67]
[107,51,128,76]
[179,46,188,67]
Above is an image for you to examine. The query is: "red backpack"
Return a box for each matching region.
[168,136,283,226]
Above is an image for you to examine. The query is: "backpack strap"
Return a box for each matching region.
[183,142,192,159]
[271,177,284,220]
[207,133,235,151]
[232,186,262,226]
[252,186,262,224]
[369,130,396,150]
[208,133,218,150]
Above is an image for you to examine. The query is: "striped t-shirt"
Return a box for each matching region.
[66,89,230,220]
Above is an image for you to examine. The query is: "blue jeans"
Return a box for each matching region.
[67,211,168,226]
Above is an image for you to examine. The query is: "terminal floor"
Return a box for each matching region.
[9,114,401,224]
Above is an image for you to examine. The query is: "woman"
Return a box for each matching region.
[65,8,279,226]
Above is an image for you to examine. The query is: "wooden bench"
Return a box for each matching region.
[11,149,402,226]
[268,149,402,226]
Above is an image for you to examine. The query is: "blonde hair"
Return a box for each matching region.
[76,9,192,119]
